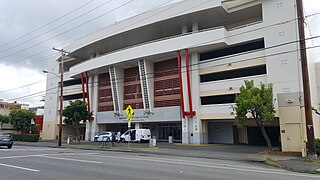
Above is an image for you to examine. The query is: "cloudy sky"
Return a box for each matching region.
[0,0,319,107]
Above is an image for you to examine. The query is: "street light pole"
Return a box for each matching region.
[53,47,68,147]
[59,50,64,147]
[295,0,316,156]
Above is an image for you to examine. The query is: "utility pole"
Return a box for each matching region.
[296,0,316,156]
[53,47,68,147]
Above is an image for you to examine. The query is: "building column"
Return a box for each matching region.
[135,122,141,129]
[90,74,99,141]
[181,50,194,144]
[191,51,201,144]
[181,23,201,144]
[85,75,99,141]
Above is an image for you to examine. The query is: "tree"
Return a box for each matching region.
[63,100,93,143]
[235,80,275,154]
[0,114,10,130]
[9,109,35,133]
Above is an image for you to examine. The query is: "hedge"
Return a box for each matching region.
[12,134,40,142]
[316,139,320,155]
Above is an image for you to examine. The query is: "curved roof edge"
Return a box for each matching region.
[65,0,221,52]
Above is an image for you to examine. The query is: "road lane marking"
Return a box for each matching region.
[0,154,43,159]
[0,163,39,172]
[87,154,283,172]
[39,155,102,164]
[87,154,320,179]
[0,148,68,152]
[0,153,100,160]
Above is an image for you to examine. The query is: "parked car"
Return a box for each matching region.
[121,129,151,143]
[0,133,13,149]
[94,131,112,142]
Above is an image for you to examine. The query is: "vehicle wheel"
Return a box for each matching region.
[121,138,125,143]
[7,145,12,149]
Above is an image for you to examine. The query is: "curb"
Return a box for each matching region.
[14,141,265,162]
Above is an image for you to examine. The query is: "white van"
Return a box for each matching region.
[121,129,151,142]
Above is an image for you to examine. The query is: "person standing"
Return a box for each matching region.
[111,131,116,147]
[116,131,121,143]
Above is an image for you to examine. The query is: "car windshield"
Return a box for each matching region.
[99,132,109,135]
[0,134,11,138]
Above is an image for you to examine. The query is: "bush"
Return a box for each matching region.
[31,124,39,134]
[12,134,40,142]
[315,139,320,155]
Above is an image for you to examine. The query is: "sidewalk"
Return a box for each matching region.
[14,140,320,174]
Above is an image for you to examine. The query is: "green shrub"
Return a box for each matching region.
[31,124,39,134]
[315,139,320,155]
[12,134,40,142]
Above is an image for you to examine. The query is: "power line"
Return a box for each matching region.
[0,0,179,72]
[0,0,134,61]
[7,42,320,102]
[1,0,319,75]
[0,0,97,48]
[2,17,320,97]
[0,0,113,55]
[2,2,320,99]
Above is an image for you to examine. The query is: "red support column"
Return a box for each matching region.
[184,49,194,118]
[177,51,185,118]
[85,72,91,115]
[81,73,86,102]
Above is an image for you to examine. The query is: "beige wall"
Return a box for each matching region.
[41,121,58,140]
[278,106,307,155]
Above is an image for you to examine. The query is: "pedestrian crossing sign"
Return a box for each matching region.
[125,105,134,116]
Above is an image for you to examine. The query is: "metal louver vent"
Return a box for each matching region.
[110,66,120,112]
[139,59,150,111]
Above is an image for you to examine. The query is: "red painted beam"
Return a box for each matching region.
[81,73,86,102]
[184,49,194,118]
[85,72,91,114]
[177,51,185,118]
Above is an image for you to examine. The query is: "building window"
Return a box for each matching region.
[200,65,267,83]
[63,93,83,101]
[200,39,265,61]
[63,79,82,87]
[154,59,181,108]
[201,94,236,105]
[123,67,143,109]
[98,73,113,112]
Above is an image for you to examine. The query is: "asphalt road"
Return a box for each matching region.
[0,145,319,180]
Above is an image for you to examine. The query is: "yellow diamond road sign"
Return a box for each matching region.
[127,117,132,121]
[125,105,134,116]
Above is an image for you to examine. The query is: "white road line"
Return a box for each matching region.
[87,154,282,172]
[87,154,320,179]
[0,153,100,160]
[0,163,39,172]
[0,148,66,152]
[0,154,42,159]
[39,155,102,164]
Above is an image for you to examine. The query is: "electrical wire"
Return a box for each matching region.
[0,0,98,48]
[2,19,320,97]
[1,0,319,75]
[0,0,177,73]
[7,43,320,102]
[2,1,320,102]
[0,0,114,55]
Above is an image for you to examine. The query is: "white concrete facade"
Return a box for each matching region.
[43,0,320,154]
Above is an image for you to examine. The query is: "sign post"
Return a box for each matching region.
[125,105,134,149]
